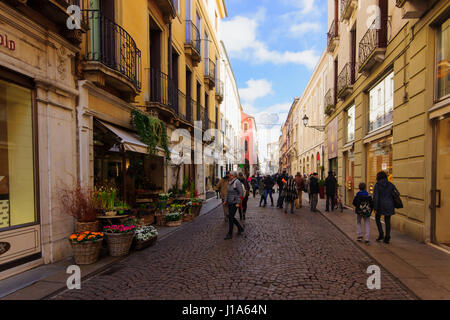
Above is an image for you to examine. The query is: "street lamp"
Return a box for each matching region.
[303,114,325,132]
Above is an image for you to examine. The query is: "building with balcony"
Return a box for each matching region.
[323,0,449,245]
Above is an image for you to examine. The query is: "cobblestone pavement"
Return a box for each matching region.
[52,196,416,300]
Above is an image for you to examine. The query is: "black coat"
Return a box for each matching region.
[373,179,396,216]
[309,177,320,194]
[324,175,337,196]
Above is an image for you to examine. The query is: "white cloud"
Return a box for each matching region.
[239,79,273,104]
[289,22,321,37]
[221,14,320,69]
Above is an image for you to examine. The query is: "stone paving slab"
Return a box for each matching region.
[51,196,417,300]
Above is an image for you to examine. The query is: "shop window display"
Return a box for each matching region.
[0,79,36,229]
[436,18,449,100]
[366,136,393,194]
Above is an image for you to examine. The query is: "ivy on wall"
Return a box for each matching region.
[130,110,171,160]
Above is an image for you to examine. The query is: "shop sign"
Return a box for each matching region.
[0,33,16,51]
[0,242,11,256]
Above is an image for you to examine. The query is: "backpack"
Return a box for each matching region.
[357,200,372,217]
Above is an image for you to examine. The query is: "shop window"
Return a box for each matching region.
[436,18,449,100]
[346,104,355,142]
[366,136,393,194]
[0,79,36,229]
[368,71,394,132]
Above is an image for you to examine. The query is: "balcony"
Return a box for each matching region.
[186,97,195,124]
[324,89,336,116]
[185,20,201,66]
[215,80,224,103]
[340,0,358,22]
[204,58,216,90]
[327,20,339,53]
[395,0,430,19]
[337,62,355,100]
[81,10,142,102]
[154,0,177,22]
[358,19,387,75]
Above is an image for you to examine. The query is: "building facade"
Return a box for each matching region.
[323,0,449,245]
[241,112,258,176]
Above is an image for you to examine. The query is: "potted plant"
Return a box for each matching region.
[95,187,117,216]
[133,226,158,250]
[69,231,104,265]
[165,212,182,227]
[103,224,136,257]
[318,179,325,199]
[60,185,100,233]
[188,199,204,217]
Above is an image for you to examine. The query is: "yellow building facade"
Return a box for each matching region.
[324,0,449,246]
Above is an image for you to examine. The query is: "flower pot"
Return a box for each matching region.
[155,214,166,226]
[105,232,135,257]
[191,205,202,216]
[133,236,157,251]
[166,219,182,227]
[182,214,195,222]
[138,214,155,226]
[70,239,103,265]
[75,221,100,233]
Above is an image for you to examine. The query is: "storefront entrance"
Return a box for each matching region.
[434,116,450,248]
[0,77,40,270]
[344,150,355,207]
[366,136,393,195]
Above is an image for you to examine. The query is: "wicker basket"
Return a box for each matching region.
[138,214,155,226]
[75,221,100,233]
[191,205,202,217]
[133,236,157,251]
[166,219,182,227]
[105,232,135,257]
[70,239,103,265]
[182,214,195,222]
[155,214,167,226]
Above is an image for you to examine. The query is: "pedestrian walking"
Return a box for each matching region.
[309,173,320,212]
[353,182,373,245]
[214,178,220,199]
[214,172,230,223]
[264,175,275,207]
[224,171,245,240]
[373,171,399,244]
[251,174,258,198]
[324,171,337,212]
[238,172,250,220]
[277,171,288,209]
[294,172,305,209]
[283,176,298,214]
[258,176,266,207]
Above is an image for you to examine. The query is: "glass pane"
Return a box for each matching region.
[0,79,35,229]
[369,71,394,132]
[366,136,393,194]
[347,105,355,142]
[436,19,449,100]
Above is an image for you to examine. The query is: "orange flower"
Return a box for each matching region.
[70,234,77,240]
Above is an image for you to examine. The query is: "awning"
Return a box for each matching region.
[98,120,148,154]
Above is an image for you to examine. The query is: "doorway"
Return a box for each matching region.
[433,116,450,248]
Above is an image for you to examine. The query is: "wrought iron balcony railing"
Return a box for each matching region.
[149,68,177,112]
[337,62,355,100]
[205,58,216,79]
[327,20,339,52]
[185,20,201,57]
[215,80,224,102]
[358,18,387,74]
[82,10,142,90]
[340,0,358,22]
[324,89,336,116]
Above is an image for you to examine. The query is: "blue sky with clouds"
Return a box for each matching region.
[220,0,328,163]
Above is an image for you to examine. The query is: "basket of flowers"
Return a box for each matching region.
[103,224,136,257]
[69,231,104,265]
[133,226,158,250]
[188,199,204,217]
[165,212,182,227]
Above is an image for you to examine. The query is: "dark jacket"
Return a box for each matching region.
[264,177,274,190]
[373,179,396,216]
[324,175,337,196]
[352,190,373,217]
[309,176,320,194]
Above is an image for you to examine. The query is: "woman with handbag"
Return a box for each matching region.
[373,171,401,244]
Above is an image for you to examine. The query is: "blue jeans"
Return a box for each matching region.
[264,189,273,205]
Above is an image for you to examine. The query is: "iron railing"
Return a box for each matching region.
[216,80,224,98]
[186,97,195,123]
[204,112,210,130]
[149,68,177,111]
[324,89,335,116]
[82,10,142,90]
[205,58,216,80]
[327,19,338,52]
[185,20,201,54]
[337,62,355,97]
[358,18,387,70]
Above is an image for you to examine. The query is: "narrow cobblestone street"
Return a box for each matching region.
[52,196,416,300]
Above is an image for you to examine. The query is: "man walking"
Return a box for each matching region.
[309,173,320,212]
[294,172,305,209]
[264,175,275,207]
[251,174,258,198]
[277,171,288,209]
[224,171,245,240]
[238,172,250,220]
[214,172,230,223]
[324,171,337,212]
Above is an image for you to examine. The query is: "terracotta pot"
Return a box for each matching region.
[75,221,100,233]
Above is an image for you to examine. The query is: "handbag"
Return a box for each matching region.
[393,186,403,209]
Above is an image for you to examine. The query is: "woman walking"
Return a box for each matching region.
[238,172,250,220]
[373,171,397,244]
[282,176,298,214]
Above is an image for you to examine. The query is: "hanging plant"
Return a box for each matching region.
[131,110,171,160]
